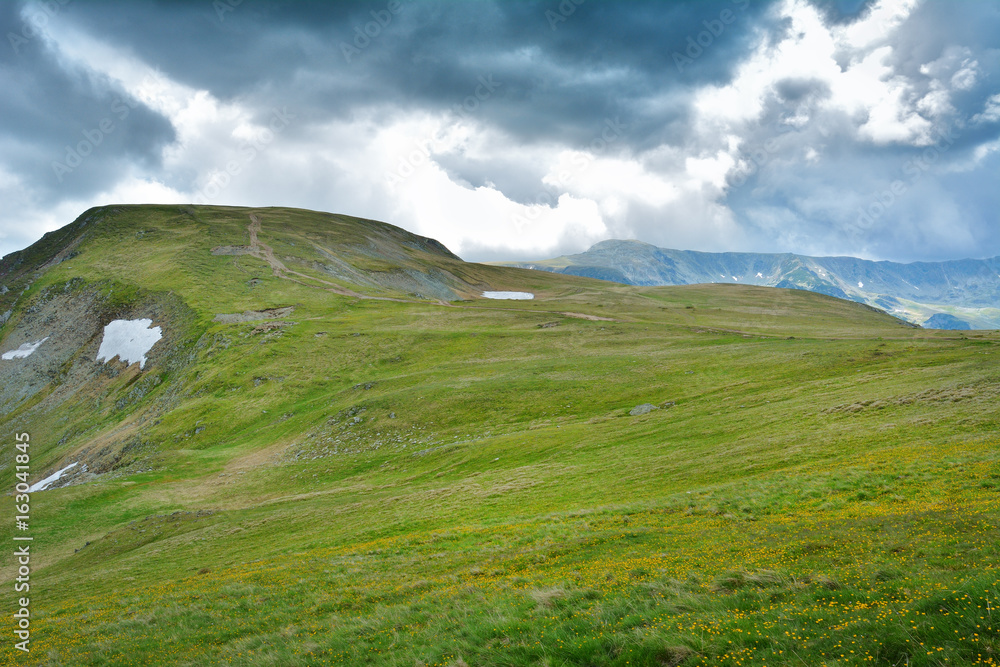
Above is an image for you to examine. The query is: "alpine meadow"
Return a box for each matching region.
[3,0,1000,665]
[0,205,997,666]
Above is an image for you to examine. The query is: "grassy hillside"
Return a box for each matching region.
[1,205,998,666]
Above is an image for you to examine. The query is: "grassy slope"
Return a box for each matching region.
[0,205,998,667]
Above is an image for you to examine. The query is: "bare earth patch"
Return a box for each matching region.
[213,307,295,323]
[560,311,616,321]
[210,245,254,256]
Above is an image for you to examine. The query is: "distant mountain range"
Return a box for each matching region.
[500,240,1000,330]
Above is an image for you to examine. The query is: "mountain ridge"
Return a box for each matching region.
[500,239,1000,329]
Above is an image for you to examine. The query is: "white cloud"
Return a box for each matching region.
[689,0,985,158]
[390,162,608,257]
[548,151,680,206]
[970,139,1000,167]
[972,94,1000,125]
[856,71,932,145]
[684,152,736,191]
[839,0,920,50]
[919,47,978,90]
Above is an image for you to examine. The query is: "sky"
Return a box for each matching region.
[1,0,998,263]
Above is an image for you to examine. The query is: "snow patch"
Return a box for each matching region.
[29,462,78,492]
[2,337,49,360]
[482,291,534,300]
[96,319,162,369]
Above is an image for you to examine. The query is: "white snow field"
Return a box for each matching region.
[482,291,534,300]
[2,337,49,360]
[28,462,78,492]
[96,319,162,369]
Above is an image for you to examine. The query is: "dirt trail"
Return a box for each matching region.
[248,215,369,298]
[560,312,615,322]
[243,215,631,320]
[247,215,288,277]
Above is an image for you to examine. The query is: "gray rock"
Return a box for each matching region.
[211,245,254,256]
[629,403,657,416]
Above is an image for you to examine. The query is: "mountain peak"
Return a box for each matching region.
[586,238,659,252]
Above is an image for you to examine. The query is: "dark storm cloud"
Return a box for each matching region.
[808,0,876,24]
[56,0,770,150]
[0,3,174,198]
[433,151,552,206]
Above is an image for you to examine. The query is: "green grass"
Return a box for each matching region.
[1,205,998,666]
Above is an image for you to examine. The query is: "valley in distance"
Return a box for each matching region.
[1,204,997,666]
